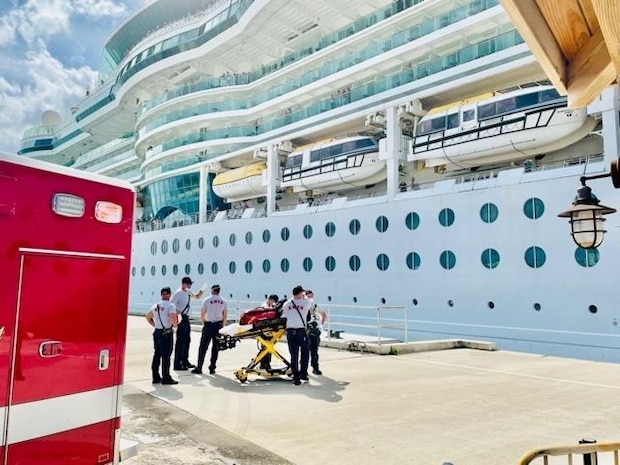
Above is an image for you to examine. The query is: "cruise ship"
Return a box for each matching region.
[19,0,620,363]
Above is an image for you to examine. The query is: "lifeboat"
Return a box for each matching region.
[409,86,597,170]
[212,162,266,202]
[281,136,385,193]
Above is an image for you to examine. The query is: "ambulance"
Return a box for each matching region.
[0,153,134,464]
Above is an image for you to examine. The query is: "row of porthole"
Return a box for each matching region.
[148,198,547,256]
[132,246,601,279]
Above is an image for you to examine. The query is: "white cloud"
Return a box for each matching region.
[71,0,127,19]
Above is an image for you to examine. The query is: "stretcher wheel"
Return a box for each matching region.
[234,368,248,383]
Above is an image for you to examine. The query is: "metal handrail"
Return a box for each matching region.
[518,440,620,465]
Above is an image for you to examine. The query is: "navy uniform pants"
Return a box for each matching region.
[308,334,320,370]
[196,321,221,371]
[174,315,191,368]
[286,328,309,381]
[152,329,174,381]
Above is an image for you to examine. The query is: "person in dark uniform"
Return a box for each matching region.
[145,287,179,385]
[305,290,326,375]
[191,284,228,375]
[259,294,279,370]
[281,285,310,385]
[172,276,204,370]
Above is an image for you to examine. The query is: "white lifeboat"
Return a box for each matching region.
[212,162,266,202]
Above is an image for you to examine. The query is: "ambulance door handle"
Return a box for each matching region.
[39,340,62,357]
[99,349,110,370]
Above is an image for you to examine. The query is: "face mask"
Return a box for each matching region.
[307,297,314,303]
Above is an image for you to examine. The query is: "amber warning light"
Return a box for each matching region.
[95,201,123,223]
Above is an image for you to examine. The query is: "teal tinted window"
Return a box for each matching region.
[262,229,271,243]
[481,248,500,269]
[229,261,236,274]
[480,203,499,223]
[376,253,390,271]
[575,247,600,267]
[150,266,156,276]
[211,262,218,274]
[405,212,420,230]
[303,224,313,239]
[349,219,361,235]
[131,267,136,276]
[303,257,313,272]
[245,232,253,244]
[376,216,389,232]
[523,198,545,219]
[325,256,336,271]
[280,258,290,272]
[161,240,168,254]
[349,255,361,271]
[440,250,456,269]
[262,259,271,273]
[198,263,204,274]
[212,236,220,248]
[524,246,546,268]
[185,239,191,250]
[406,252,421,270]
[172,264,178,275]
[229,233,236,246]
[141,266,145,276]
[281,227,290,241]
[198,237,205,249]
[151,241,157,255]
[245,260,253,273]
[185,264,191,274]
[325,222,336,237]
[439,208,455,227]
[172,239,180,253]
[161,265,167,276]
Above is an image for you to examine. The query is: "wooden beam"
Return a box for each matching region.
[590,0,620,77]
[500,0,568,93]
[567,28,616,107]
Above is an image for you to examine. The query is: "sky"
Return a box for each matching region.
[0,0,145,153]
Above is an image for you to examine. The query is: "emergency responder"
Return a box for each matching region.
[258,294,279,370]
[191,284,228,375]
[145,287,179,385]
[281,285,310,385]
[305,290,326,375]
[172,276,204,371]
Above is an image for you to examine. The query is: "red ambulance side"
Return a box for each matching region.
[0,153,134,464]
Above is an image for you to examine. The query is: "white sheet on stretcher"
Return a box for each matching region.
[220,322,254,336]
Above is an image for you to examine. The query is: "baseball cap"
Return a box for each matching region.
[292,285,305,295]
[181,276,193,285]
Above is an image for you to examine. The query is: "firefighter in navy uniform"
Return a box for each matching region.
[191,284,228,375]
[146,287,179,385]
[172,276,204,371]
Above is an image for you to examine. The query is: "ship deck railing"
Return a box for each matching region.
[518,440,620,465]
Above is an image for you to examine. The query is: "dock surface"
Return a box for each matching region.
[121,316,620,465]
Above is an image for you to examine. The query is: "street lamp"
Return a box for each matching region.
[558,160,620,249]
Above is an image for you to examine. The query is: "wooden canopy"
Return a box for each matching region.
[500,0,620,108]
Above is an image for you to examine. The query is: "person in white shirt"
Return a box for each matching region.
[191,284,228,375]
[171,276,204,371]
[305,290,326,375]
[145,287,179,385]
[281,285,310,385]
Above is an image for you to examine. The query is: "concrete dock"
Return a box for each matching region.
[121,316,620,465]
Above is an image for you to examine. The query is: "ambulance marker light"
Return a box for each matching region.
[52,193,85,217]
[95,201,123,223]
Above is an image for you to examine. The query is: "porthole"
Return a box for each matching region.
[172,239,180,253]
[440,250,456,270]
[262,259,271,273]
[161,240,168,254]
[185,239,191,250]
[325,222,336,237]
[280,258,290,272]
[534,303,541,311]
[523,197,545,220]
[480,203,499,223]
[376,253,390,271]
[245,260,253,274]
[161,265,167,276]
[281,227,290,241]
[185,264,191,274]
[575,247,600,268]
[262,229,271,243]
[325,256,336,272]
[212,236,220,248]
[140,266,146,276]
[380,297,386,304]
[198,237,205,249]
[172,264,178,275]
[245,231,253,245]
[303,224,313,239]
[481,248,500,269]
[229,233,236,246]
[150,266,156,276]
[375,215,389,233]
[447,299,454,307]
[197,263,204,275]
[412,298,418,306]
[405,212,420,230]
[150,241,157,255]
[438,208,455,227]
[229,261,236,274]
[353,297,358,303]
[406,252,421,270]
[211,262,218,274]
[589,304,598,314]
[131,267,136,276]
[488,301,495,309]
[524,246,546,268]
[303,257,313,272]
[349,219,361,235]
[349,255,361,271]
